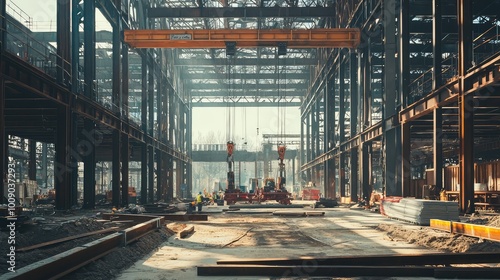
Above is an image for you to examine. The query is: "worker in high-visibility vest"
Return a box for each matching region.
[196,192,204,212]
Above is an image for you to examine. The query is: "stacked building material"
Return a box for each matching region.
[381,198,459,226]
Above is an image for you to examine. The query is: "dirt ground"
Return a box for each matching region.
[1,205,499,280]
[118,206,500,280]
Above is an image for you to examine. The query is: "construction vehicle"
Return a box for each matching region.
[224,145,291,205]
[301,182,321,201]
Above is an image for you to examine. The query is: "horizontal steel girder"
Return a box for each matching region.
[148,7,336,18]
[124,29,361,49]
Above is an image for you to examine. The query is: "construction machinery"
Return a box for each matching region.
[224,145,291,205]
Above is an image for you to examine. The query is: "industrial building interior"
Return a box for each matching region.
[1,0,500,279]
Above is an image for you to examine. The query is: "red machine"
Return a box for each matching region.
[224,144,291,205]
[301,182,321,200]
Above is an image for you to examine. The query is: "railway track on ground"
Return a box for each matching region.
[1,214,165,280]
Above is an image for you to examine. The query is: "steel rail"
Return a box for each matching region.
[1,215,164,280]
[217,251,500,266]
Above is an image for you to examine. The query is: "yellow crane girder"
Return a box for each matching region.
[123,28,361,49]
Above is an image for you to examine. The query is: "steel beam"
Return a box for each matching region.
[84,0,96,100]
[432,0,443,90]
[112,130,121,207]
[56,0,71,85]
[361,142,371,205]
[55,106,72,210]
[148,146,154,203]
[121,133,129,207]
[0,78,5,199]
[433,108,443,193]
[83,119,96,209]
[198,265,436,277]
[124,29,361,49]
[401,122,411,197]
[141,143,148,204]
[148,7,336,18]
[28,140,36,180]
[458,0,474,214]
[175,58,316,66]
[399,0,410,108]
[218,252,500,266]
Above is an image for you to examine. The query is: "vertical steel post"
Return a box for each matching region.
[0,78,5,198]
[433,108,443,194]
[71,0,80,93]
[121,133,129,206]
[339,56,346,197]
[458,0,474,213]
[399,0,410,107]
[432,0,443,90]
[57,0,71,85]
[28,140,36,181]
[83,119,96,209]
[148,146,154,202]
[0,0,6,51]
[55,107,71,210]
[141,55,148,204]
[83,0,96,100]
[384,0,398,197]
[361,142,372,205]
[401,122,411,196]
[112,130,121,207]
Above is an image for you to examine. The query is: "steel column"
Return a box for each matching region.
[350,149,358,202]
[55,107,72,210]
[383,0,397,197]
[0,78,5,198]
[141,144,148,204]
[122,43,129,117]
[458,0,474,214]
[112,130,121,207]
[83,119,96,209]
[305,113,311,182]
[433,108,443,193]
[432,0,443,89]
[140,55,148,204]
[148,58,154,137]
[57,0,71,85]
[385,128,397,195]
[361,142,372,205]
[399,0,410,107]
[112,9,122,115]
[167,157,173,201]
[84,0,96,100]
[121,133,129,206]
[156,74,163,201]
[362,44,371,128]
[339,57,346,197]
[156,149,162,201]
[0,0,5,51]
[71,0,81,93]
[350,51,359,202]
[350,52,358,137]
[148,146,154,202]
[401,122,411,196]
[314,101,320,183]
[28,140,36,181]
[325,78,335,198]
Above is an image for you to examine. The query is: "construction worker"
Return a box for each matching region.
[196,192,204,212]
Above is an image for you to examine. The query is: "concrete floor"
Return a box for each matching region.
[117,205,443,280]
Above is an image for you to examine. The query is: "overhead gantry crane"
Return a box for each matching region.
[123,28,361,49]
[123,27,360,204]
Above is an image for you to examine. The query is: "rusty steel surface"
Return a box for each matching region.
[124,28,361,49]
[431,219,500,242]
[198,265,500,278]
[1,214,163,279]
[198,265,436,277]
[216,251,500,266]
